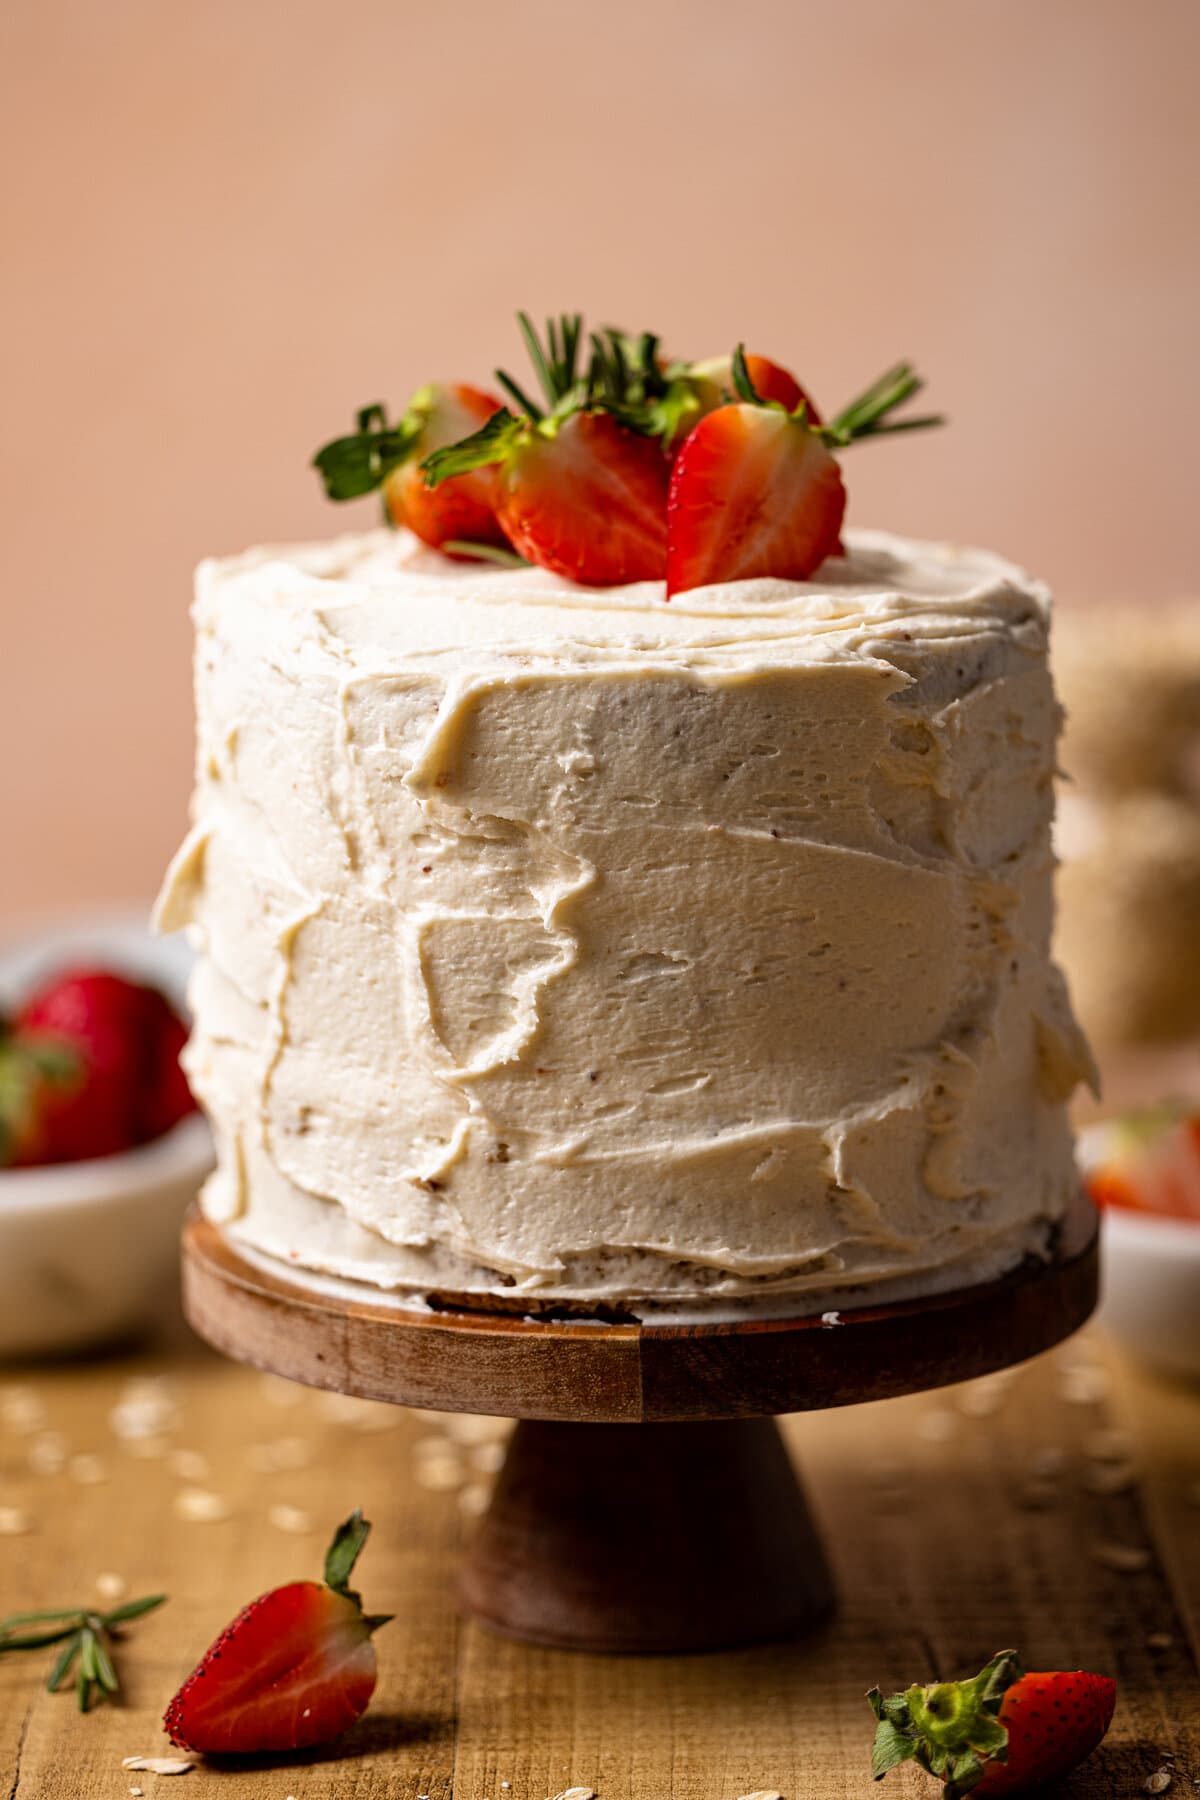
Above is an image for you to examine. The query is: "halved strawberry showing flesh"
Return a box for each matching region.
[383,383,509,556]
[869,1649,1116,1797]
[164,1510,390,1755]
[422,315,669,585]
[314,385,509,559]
[667,402,845,596]
[492,410,668,584]
[666,351,942,597]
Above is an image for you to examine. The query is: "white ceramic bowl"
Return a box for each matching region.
[1098,1205,1200,1383]
[0,910,213,1358]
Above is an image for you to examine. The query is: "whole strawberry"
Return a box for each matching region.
[868,1649,1116,1797]
[164,1510,390,1755]
[5,968,197,1165]
[1084,1102,1200,1221]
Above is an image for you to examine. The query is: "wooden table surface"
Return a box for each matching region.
[2,1318,1197,1799]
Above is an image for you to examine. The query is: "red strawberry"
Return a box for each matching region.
[492,410,668,584]
[164,1510,390,1756]
[14,971,152,1161]
[666,401,845,596]
[4,969,197,1165]
[688,351,820,422]
[382,383,510,556]
[421,316,670,585]
[1084,1103,1200,1222]
[137,996,198,1142]
[869,1649,1116,1797]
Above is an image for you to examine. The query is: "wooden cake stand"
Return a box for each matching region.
[181,1195,1099,1655]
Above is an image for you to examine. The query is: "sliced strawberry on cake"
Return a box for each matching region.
[421,315,670,584]
[666,350,942,596]
[314,383,510,559]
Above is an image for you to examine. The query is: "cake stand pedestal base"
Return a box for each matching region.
[181,1194,1098,1654]
[460,1416,833,1652]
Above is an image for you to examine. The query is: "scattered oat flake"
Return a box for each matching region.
[415,1456,465,1491]
[1058,1364,1110,1405]
[444,1413,509,1445]
[1084,1426,1135,1463]
[174,1487,232,1523]
[167,1449,210,1481]
[269,1504,314,1534]
[96,1571,127,1601]
[1146,1632,1174,1651]
[1083,1462,1137,1496]
[1145,1773,1173,1794]
[738,1791,785,1800]
[1092,1541,1152,1572]
[1,1386,47,1433]
[0,1507,31,1535]
[27,1431,69,1474]
[470,1440,506,1474]
[550,1788,595,1800]
[122,1756,195,1773]
[820,1311,842,1327]
[130,1787,144,1796]
[957,1379,1007,1418]
[110,1394,178,1441]
[68,1453,107,1485]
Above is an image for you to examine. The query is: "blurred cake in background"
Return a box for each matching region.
[1054,603,1200,1092]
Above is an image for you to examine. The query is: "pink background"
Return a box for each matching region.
[3,0,1198,922]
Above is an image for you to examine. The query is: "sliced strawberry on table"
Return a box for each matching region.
[868,1648,1116,1797]
[421,314,669,585]
[164,1510,390,1756]
[666,351,942,597]
[314,384,511,559]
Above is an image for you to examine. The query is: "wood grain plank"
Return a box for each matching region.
[2,1326,1197,1800]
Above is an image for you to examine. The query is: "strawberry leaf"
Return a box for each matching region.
[323,1509,372,1601]
[870,1718,916,1779]
[313,407,422,500]
[422,410,523,488]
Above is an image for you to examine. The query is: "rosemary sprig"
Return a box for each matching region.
[0,1593,166,1713]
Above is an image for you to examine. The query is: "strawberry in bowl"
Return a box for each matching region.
[1082,1101,1200,1380]
[0,914,212,1357]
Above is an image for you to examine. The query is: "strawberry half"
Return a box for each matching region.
[667,399,845,596]
[164,1510,390,1756]
[666,351,941,597]
[869,1649,1116,1797]
[314,385,510,559]
[422,315,669,585]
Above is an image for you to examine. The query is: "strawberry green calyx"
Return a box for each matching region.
[323,1510,392,1634]
[313,402,423,501]
[868,1650,1020,1796]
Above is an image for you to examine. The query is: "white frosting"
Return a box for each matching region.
[157,527,1096,1307]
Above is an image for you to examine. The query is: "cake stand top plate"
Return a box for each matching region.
[181,1194,1098,1423]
